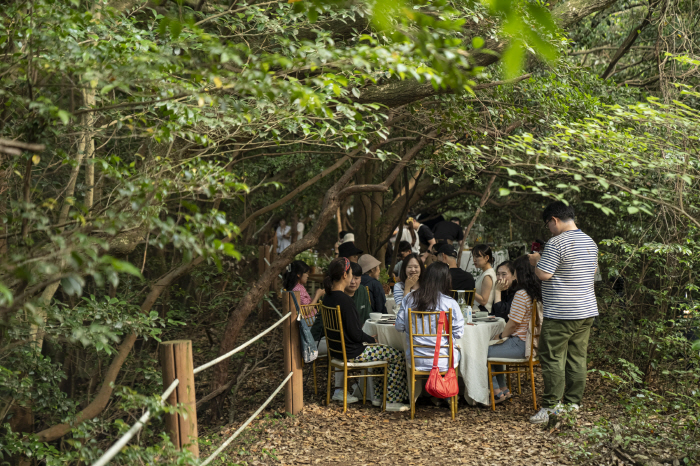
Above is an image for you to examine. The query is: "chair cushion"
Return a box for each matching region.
[331,358,387,368]
[488,357,538,363]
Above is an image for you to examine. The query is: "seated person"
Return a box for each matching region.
[472,244,497,313]
[435,243,475,297]
[396,262,465,400]
[487,255,542,403]
[492,260,517,321]
[322,258,409,411]
[311,262,371,342]
[392,240,414,277]
[283,260,325,306]
[393,253,424,316]
[432,217,464,244]
[358,254,387,314]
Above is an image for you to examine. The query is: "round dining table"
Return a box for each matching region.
[360,317,506,406]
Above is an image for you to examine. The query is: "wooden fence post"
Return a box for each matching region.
[160,340,199,458]
[282,291,304,415]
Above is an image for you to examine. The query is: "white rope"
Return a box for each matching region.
[199,372,293,466]
[193,312,291,375]
[265,298,284,318]
[91,379,180,466]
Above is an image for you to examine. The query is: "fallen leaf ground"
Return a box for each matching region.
[193,319,620,465]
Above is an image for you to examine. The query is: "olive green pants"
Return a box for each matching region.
[538,317,595,408]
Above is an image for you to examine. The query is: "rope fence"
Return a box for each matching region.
[90,290,303,466]
[199,372,293,466]
[92,380,180,466]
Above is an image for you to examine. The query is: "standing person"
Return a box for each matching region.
[432,217,465,245]
[338,241,363,263]
[528,201,598,424]
[276,219,292,253]
[393,219,420,254]
[283,260,325,305]
[407,216,436,252]
[358,254,387,314]
[393,253,424,315]
[436,243,475,293]
[472,244,497,313]
[487,255,541,404]
[492,260,517,320]
[322,258,409,411]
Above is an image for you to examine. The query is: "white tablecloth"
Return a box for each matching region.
[360,318,506,406]
[458,318,506,406]
[459,249,510,276]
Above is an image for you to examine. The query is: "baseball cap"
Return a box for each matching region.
[436,243,458,258]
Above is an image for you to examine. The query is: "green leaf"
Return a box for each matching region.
[0,283,13,306]
[627,206,639,214]
[501,40,525,80]
[472,37,485,49]
[57,110,70,125]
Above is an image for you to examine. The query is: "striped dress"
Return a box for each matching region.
[536,229,599,320]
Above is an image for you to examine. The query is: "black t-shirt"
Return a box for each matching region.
[417,224,435,246]
[432,221,464,242]
[322,291,375,359]
[449,267,475,293]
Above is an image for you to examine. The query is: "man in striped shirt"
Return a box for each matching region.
[528,201,598,424]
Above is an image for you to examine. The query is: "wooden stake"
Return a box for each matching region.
[282,291,303,415]
[160,340,199,457]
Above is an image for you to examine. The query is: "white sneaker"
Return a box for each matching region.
[386,402,410,412]
[332,390,359,404]
[529,407,557,424]
[371,399,382,407]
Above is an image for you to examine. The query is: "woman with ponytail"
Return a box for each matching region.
[283,260,324,305]
[322,257,409,411]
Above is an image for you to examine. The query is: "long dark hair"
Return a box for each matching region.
[512,255,542,302]
[323,257,351,294]
[399,253,425,283]
[283,260,310,291]
[472,243,494,264]
[496,260,515,277]
[410,262,452,313]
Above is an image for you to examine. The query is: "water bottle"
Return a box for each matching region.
[466,305,473,324]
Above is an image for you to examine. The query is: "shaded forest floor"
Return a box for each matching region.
[187,315,679,466]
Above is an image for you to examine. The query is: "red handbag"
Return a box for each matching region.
[424,311,459,399]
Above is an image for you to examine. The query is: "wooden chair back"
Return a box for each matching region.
[407,308,454,373]
[526,299,542,361]
[366,285,371,306]
[298,303,320,328]
[450,289,476,307]
[319,304,347,363]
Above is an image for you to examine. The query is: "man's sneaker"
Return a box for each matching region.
[386,402,410,412]
[529,407,557,424]
[332,390,359,404]
[371,399,382,407]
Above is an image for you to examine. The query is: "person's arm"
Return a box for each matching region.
[449,299,465,340]
[310,288,325,305]
[475,275,493,306]
[341,297,375,343]
[456,225,464,242]
[395,294,409,333]
[427,238,436,249]
[393,283,404,314]
[496,292,527,339]
[530,242,560,281]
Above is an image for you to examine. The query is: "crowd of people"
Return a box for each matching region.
[282,201,599,422]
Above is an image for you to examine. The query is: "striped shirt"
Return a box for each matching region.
[509,290,533,341]
[537,229,598,320]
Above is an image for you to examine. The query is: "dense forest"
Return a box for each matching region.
[0,0,698,464]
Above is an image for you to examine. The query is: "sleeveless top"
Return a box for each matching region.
[475,267,497,312]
